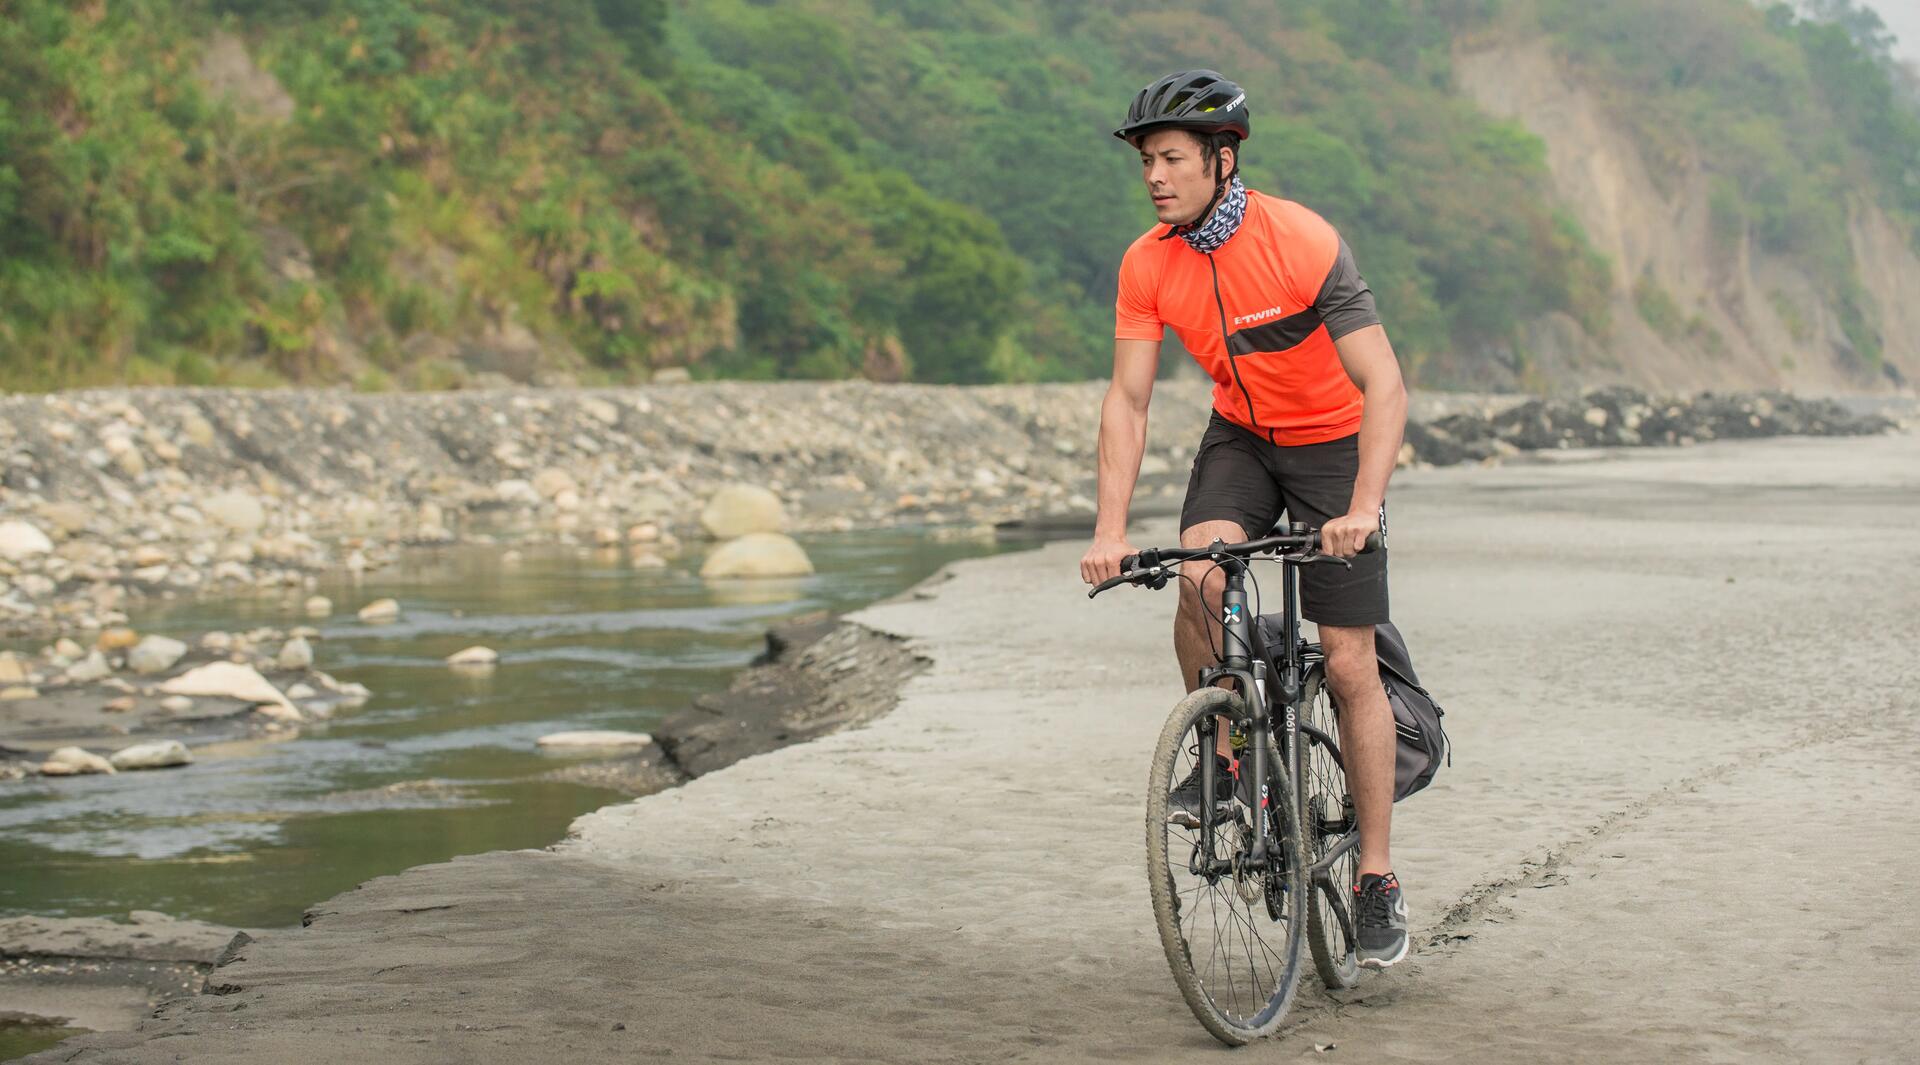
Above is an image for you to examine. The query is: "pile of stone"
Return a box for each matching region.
[0,383,1903,636]
[1402,387,1898,467]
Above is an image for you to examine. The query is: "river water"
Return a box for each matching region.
[0,528,1042,930]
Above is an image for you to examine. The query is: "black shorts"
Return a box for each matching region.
[1179,412,1389,628]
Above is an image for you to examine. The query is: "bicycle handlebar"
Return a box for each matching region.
[1086,528,1383,599]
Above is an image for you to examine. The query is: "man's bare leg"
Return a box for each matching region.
[1173,519,1246,760]
[1319,623,1393,875]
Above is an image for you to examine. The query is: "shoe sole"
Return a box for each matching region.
[1357,936,1410,970]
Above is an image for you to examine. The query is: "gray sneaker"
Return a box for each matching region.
[1166,754,1237,828]
[1354,871,1410,969]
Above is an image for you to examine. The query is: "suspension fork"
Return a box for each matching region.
[1196,556,1272,866]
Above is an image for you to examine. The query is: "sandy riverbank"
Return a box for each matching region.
[18,429,1920,1063]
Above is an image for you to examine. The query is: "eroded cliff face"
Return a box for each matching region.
[1454,40,1917,393]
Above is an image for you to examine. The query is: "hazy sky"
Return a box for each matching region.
[1866,0,1920,65]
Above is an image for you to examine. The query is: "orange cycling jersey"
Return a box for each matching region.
[1116,190,1381,446]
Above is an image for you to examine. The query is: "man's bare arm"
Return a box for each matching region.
[1321,324,1407,556]
[1081,338,1161,583]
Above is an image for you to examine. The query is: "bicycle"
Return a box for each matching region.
[1087,522,1379,1044]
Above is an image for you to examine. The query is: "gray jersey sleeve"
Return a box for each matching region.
[1315,238,1382,341]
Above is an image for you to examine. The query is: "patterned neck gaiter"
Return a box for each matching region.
[1175,175,1247,255]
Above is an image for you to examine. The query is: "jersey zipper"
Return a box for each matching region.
[1206,251,1271,443]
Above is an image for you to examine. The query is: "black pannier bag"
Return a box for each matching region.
[1255,618,1450,802]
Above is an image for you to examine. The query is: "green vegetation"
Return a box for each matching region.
[0,0,1913,390]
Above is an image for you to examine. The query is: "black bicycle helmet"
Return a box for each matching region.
[1113,69,1251,145]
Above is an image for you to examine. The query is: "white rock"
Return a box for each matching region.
[356,599,400,623]
[446,646,499,666]
[202,490,266,532]
[277,636,314,670]
[581,397,620,425]
[160,661,295,711]
[108,740,192,770]
[53,638,85,659]
[700,485,786,538]
[0,652,27,685]
[699,533,815,579]
[1583,406,1609,428]
[1,685,39,701]
[304,595,333,618]
[38,503,91,535]
[0,520,54,561]
[127,636,188,675]
[285,682,317,699]
[130,544,169,567]
[160,695,194,713]
[42,746,115,775]
[66,651,112,683]
[199,631,233,652]
[494,479,540,506]
[536,730,654,748]
[651,367,692,384]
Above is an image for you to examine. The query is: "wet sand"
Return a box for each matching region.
[25,432,1920,1063]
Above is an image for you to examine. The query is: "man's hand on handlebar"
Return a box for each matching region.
[1080,535,1138,586]
[1318,509,1382,559]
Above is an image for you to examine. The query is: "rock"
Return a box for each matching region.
[593,526,621,546]
[130,544,169,568]
[651,367,692,384]
[202,490,266,532]
[0,520,54,561]
[581,397,620,425]
[181,412,216,448]
[54,637,85,659]
[700,485,786,538]
[699,533,815,579]
[97,626,140,652]
[628,549,669,569]
[160,695,194,713]
[127,635,188,675]
[536,730,655,748]
[108,740,191,770]
[277,636,314,670]
[43,746,115,775]
[495,479,540,506]
[67,650,112,682]
[131,563,170,584]
[1,685,39,701]
[285,682,316,699]
[532,467,578,500]
[199,631,233,652]
[304,595,333,618]
[626,522,661,543]
[160,661,295,711]
[356,599,400,623]
[446,646,499,666]
[0,651,27,684]
[102,696,137,713]
[37,502,91,535]
[252,701,304,723]
[1583,406,1609,428]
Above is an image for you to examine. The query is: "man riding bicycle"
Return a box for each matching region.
[1079,70,1412,969]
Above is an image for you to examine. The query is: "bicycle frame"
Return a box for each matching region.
[1192,544,1362,920]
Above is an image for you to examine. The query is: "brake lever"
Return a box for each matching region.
[1279,551,1353,569]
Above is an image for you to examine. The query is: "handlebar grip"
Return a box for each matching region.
[1120,553,1140,572]
[1361,531,1383,554]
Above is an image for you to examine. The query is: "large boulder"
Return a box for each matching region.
[202,490,266,532]
[699,533,814,579]
[108,740,192,771]
[42,747,115,776]
[700,485,786,539]
[127,636,188,675]
[160,661,295,711]
[0,520,53,561]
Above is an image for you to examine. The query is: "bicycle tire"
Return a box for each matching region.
[1145,687,1309,1045]
[1299,666,1361,989]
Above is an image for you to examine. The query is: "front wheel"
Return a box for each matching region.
[1145,687,1309,1045]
